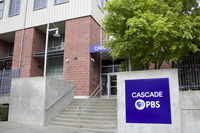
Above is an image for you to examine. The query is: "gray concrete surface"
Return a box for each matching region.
[45,78,74,126]
[0,121,91,133]
[117,69,181,133]
[8,77,74,126]
[0,94,10,104]
[180,91,200,133]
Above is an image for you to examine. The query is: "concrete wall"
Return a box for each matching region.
[180,91,200,133]
[117,69,181,133]
[0,94,10,104]
[8,77,74,126]
[45,78,74,126]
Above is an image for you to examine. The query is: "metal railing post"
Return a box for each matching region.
[77,84,101,129]
[79,108,81,129]
[90,97,92,113]
[178,59,182,91]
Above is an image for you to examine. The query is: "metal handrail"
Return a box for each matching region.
[45,85,75,110]
[77,84,101,129]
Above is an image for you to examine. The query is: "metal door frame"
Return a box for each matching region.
[108,73,117,98]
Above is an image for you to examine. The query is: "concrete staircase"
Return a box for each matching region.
[49,98,117,133]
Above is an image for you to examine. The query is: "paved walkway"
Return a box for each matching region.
[0,122,91,133]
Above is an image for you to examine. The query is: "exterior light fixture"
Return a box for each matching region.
[53,30,60,37]
[44,19,60,77]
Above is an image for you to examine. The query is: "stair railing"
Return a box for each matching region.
[77,84,101,129]
[45,85,76,110]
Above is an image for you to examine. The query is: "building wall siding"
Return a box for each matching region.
[0,0,99,34]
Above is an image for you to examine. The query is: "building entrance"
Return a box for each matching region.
[101,74,117,98]
[109,74,117,97]
[100,52,127,98]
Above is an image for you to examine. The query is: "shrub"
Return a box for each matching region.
[0,105,9,121]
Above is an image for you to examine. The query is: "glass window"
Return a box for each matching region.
[55,0,69,5]
[101,75,108,95]
[0,1,4,19]
[34,0,46,10]
[47,65,55,71]
[114,59,124,65]
[57,64,63,69]
[98,0,104,9]
[8,43,14,56]
[47,71,55,77]
[47,64,63,80]
[9,0,21,16]
[102,67,113,73]
[54,37,62,47]
[102,59,113,66]
[48,34,65,51]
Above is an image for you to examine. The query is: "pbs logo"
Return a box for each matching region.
[135,99,145,110]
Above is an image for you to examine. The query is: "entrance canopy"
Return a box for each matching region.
[90,44,110,53]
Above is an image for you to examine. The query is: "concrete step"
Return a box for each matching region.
[48,125,116,133]
[71,101,117,105]
[64,108,117,113]
[49,98,117,133]
[50,121,117,129]
[57,114,117,121]
[73,98,117,102]
[66,105,117,110]
[60,112,117,117]
[53,118,117,125]
[68,102,117,106]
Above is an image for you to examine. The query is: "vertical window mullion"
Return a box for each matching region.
[55,64,57,77]
[14,0,17,14]
[53,36,55,47]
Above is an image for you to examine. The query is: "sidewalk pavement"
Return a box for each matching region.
[0,121,91,133]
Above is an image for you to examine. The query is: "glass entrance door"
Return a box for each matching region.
[101,74,117,98]
[109,74,117,97]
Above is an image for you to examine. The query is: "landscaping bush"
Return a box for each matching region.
[0,105,9,121]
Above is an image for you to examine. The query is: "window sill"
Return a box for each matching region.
[33,6,46,11]
[8,13,19,17]
[54,0,69,6]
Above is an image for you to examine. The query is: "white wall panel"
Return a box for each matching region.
[0,0,98,34]
[91,0,106,24]
[0,0,26,34]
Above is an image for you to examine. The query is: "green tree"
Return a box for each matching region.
[101,0,200,70]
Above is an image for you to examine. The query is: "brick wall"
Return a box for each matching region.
[30,28,45,77]
[90,53,100,96]
[12,28,45,77]
[149,61,172,70]
[0,39,9,70]
[63,16,101,96]
[89,18,100,96]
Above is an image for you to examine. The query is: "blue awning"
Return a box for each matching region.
[90,44,110,53]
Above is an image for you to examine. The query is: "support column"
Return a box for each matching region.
[63,16,100,96]
[12,28,45,78]
[0,39,9,70]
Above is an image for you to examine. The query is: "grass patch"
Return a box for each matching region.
[0,105,9,121]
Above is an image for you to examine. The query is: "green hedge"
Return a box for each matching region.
[0,105,9,121]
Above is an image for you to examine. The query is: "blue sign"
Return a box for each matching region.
[90,44,110,53]
[125,78,171,124]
